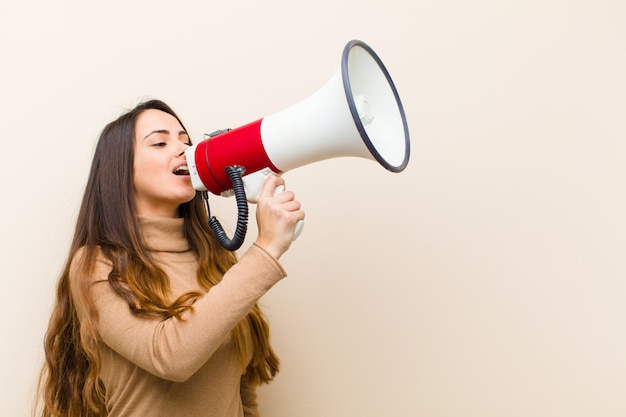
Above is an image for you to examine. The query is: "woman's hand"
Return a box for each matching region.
[254,174,305,260]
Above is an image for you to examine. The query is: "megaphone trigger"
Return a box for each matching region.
[242,168,276,204]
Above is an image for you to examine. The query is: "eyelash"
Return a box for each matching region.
[152,141,192,148]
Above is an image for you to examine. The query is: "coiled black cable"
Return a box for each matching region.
[202,165,249,251]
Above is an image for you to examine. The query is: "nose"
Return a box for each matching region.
[177,142,191,157]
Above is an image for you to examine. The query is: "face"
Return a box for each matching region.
[133,109,195,217]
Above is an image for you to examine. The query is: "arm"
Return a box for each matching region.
[240,375,261,417]
[70,243,286,382]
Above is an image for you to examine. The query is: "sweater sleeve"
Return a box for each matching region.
[240,376,261,417]
[70,244,286,382]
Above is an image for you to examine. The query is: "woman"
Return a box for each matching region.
[38,99,304,417]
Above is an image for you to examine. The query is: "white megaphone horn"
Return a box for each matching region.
[186,39,410,250]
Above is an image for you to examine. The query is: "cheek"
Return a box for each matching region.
[133,153,159,177]
[132,157,154,191]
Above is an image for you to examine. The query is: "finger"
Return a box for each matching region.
[273,184,285,195]
[290,208,306,223]
[258,174,284,199]
[273,189,296,203]
[281,200,302,212]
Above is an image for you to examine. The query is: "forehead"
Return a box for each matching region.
[135,109,183,135]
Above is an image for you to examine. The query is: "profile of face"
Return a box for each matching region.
[133,109,196,217]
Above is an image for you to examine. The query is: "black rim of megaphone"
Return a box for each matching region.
[341,40,410,173]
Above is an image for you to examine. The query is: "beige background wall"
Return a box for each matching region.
[1,1,625,416]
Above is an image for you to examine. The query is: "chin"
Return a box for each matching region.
[183,191,199,203]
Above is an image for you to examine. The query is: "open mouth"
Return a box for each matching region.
[173,165,190,176]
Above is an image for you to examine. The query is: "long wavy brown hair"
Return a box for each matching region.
[37,99,279,417]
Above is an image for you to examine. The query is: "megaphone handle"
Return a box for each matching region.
[293,220,304,240]
[243,169,304,241]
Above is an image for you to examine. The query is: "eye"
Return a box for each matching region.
[181,134,192,146]
[153,142,166,148]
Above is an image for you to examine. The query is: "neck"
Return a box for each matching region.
[136,202,180,218]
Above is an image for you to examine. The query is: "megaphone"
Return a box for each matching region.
[186,39,410,250]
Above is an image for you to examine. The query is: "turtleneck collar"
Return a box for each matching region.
[139,216,190,253]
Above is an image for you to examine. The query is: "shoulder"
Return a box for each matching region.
[69,246,113,285]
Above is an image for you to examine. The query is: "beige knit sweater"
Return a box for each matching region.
[69,216,287,417]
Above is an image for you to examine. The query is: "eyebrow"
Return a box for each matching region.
[143,129,189,140]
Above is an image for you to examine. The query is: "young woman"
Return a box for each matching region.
[38,99,304,417]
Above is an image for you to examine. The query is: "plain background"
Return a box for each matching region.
[1,0,625,416]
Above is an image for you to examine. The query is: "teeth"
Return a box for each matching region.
[175,165,188,172]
